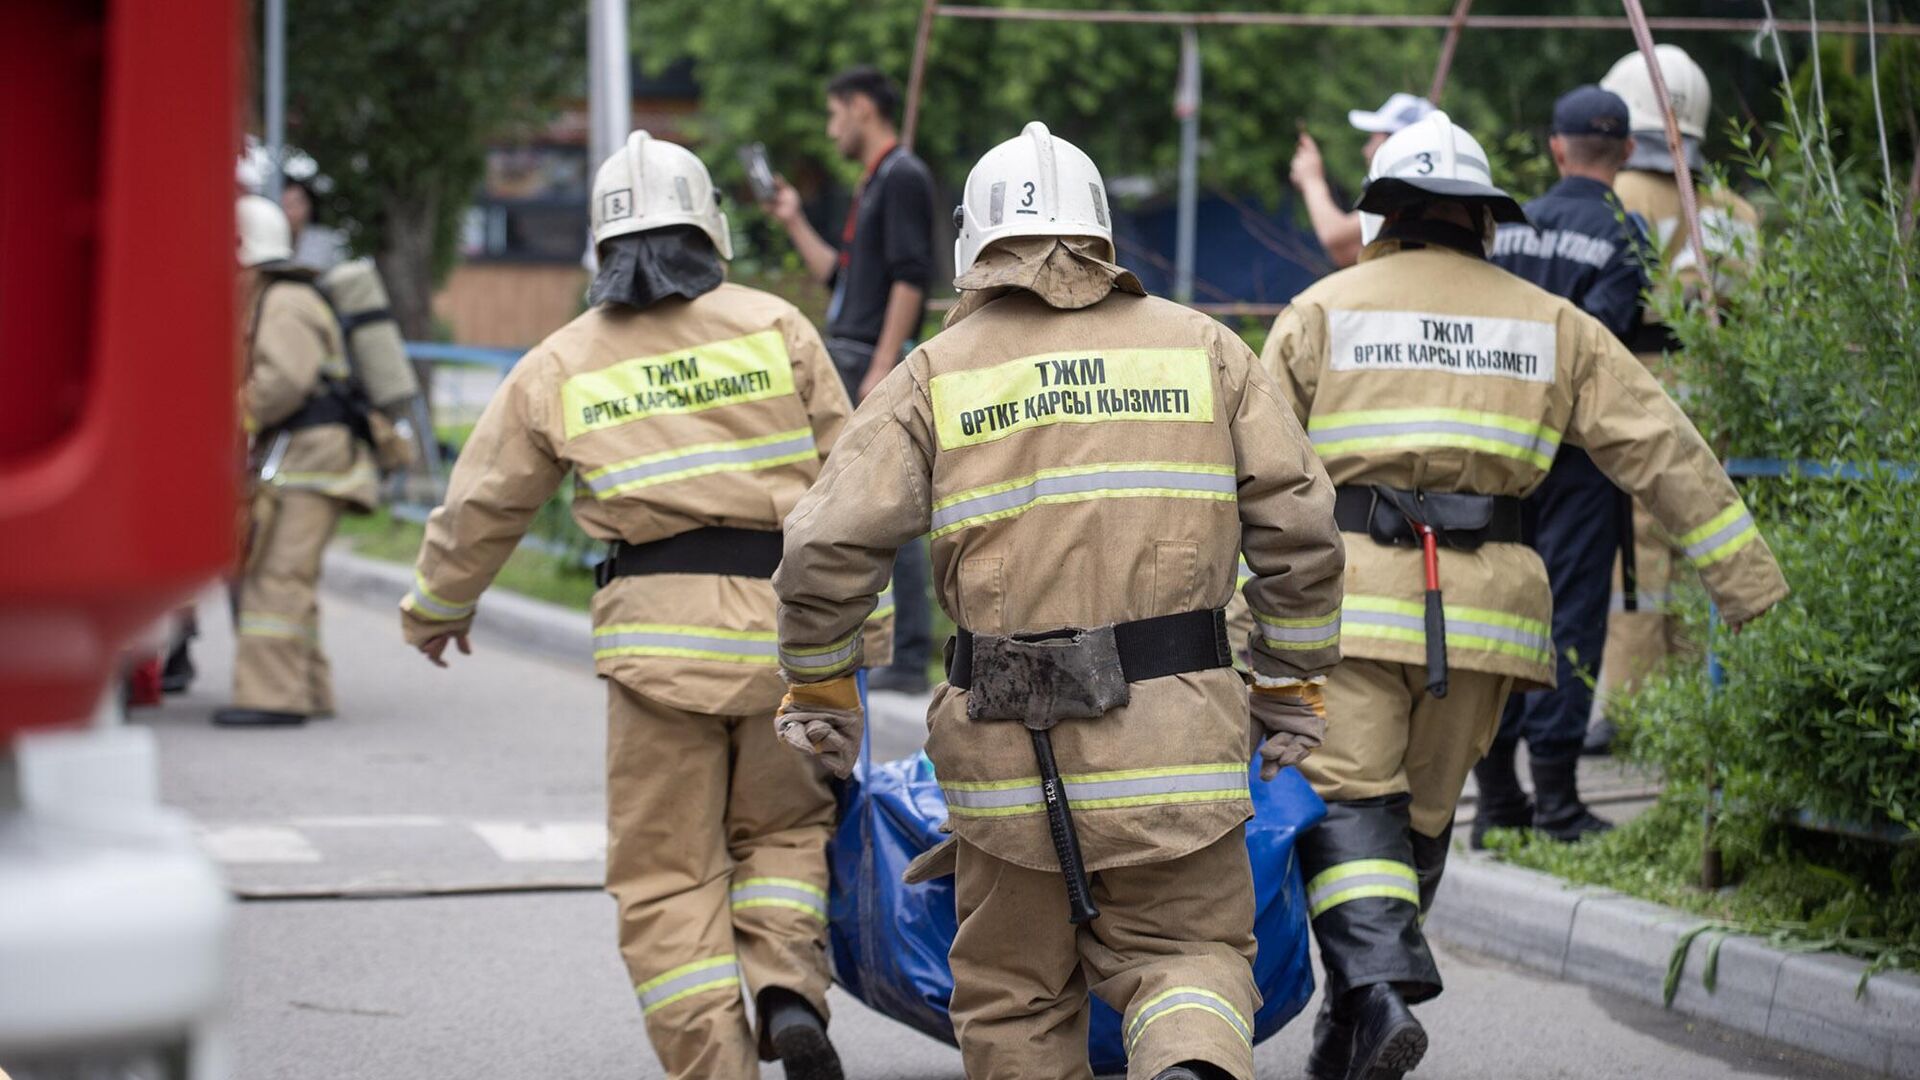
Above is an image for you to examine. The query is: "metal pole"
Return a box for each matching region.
[588,0,632,171]
[1619,0,1719,321]
[263,0,285,201]
[902,0,940,152]
[1428,0,1475,103]
[930,5,1920,35]
[1173,25,1200,304]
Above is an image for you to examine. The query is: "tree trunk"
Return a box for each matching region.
[375,192,442,414]
[376,192,441,342]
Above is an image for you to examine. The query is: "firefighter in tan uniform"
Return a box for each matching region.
[772,123,1347,1080]
[400,135,885,1080]
[1260,112,1787,1080]
[217,195,378,727]
[1593,46,1761,736]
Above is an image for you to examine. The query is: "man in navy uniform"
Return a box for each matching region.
[1475,86,1650,845]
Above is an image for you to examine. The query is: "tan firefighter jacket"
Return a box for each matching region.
[1616,169,1760,317]
[400,282,889,716]
[775,258,1346,874]
[1261,240,1789,692]
[246,274,379,512]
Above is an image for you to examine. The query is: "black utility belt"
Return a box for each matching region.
[946,608,1231,692]
[1333,485,1532,551]
[275,390,356,432]
[594,526,783,587]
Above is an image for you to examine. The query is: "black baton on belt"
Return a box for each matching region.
[1414,521,1449,699]
[1029,726,1099,924]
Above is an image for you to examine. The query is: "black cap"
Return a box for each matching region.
[1552,86,1631,138]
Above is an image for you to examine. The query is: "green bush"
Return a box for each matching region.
[1621,114,1920,837]
[1621,476,1920,833]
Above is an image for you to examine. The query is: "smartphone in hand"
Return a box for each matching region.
[738,143,777,203]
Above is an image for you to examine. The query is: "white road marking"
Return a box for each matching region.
[288,814,451,828]
[197,825,323,863]
[471,822,608,863]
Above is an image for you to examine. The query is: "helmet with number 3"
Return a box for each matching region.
[590,130,733,259]
[953,121,1113,276]
[1354,111,1526,246]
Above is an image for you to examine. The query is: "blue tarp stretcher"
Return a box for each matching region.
[828,676,1327,1073]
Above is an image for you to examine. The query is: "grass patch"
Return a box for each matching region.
[336,509,597,612]
[1485,793,1920,991]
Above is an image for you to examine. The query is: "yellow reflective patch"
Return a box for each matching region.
[928,348,1213,450]
[561,330,796,438]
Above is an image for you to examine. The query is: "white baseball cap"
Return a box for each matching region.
[1348,92,1438,135]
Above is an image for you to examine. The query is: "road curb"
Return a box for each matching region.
[322,546,591,667]
[1428,852,1920,1078]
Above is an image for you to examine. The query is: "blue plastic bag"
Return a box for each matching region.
[828,675,1327,1071]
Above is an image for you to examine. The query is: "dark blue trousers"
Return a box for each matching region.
[1496,447,1619,761]
[887,536,933,676]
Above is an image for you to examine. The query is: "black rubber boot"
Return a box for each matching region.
[211,708,306,727]
[757,989,843,1080]
[1305,993,1354,1080]
[1342,983,1427,1080]
[160,639,196,694]
[1409,823,1452,914]
[1582,716,1616,757]
[1469,742,1533,850]
[1298,796,1443,1007]
[1530,755,1613,842]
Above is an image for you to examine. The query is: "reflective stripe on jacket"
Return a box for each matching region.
[776,288,1345,872]
[1262,242,1787,690]
[401,283,889,715]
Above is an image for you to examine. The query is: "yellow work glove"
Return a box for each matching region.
[776,674,864,779]
[1249,681,1327,782]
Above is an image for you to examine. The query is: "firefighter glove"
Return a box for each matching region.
[776,674,864,779]
[1249,681,1327,781]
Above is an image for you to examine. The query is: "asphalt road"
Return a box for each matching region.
[138,580,1871,1080]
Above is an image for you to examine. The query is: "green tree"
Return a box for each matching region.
[284,1,584,337]
[634,0,1785,263]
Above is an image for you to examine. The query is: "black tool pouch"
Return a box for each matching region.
[963,625,1131,729]
[1369,486,1500,551]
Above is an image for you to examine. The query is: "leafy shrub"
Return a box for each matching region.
[1616,117,1920,835]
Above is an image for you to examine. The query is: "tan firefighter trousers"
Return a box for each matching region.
[1599,500,1689,703]
[1300,658,1517,840]
[233,489,342,715]
[949,829,1260,1080]
[605,681,835,1079]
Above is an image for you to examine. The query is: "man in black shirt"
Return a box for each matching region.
[1476,86,1651,846]
[768,65,937,693]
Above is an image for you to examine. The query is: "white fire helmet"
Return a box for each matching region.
[953,121,1112,276]
[1602,45,1711,140]
[1354,111,1526,246]
[236,194,293,267]
[589,131,733,259]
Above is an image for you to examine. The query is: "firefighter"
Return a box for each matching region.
[1260,112,1787,1080]
[772,122,1347,1080]
[1591,45,1762,749]
[217,194,377,727]
[400,133,883,1080]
